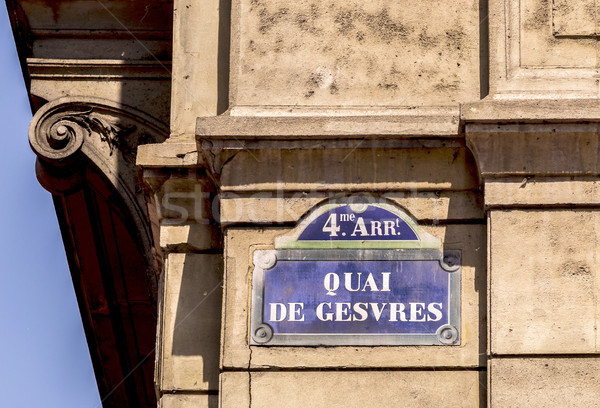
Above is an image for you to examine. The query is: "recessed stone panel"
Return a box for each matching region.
[490,0,600,97]
[491,358,600,407]
[231,0,480,107]
[490,210,600,354]
[250,371,481,408]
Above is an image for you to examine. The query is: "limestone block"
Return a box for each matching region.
[155,176,216,222]
[231,0,480,107]
[220,372,250,408]
[158,253,223,391]
[220,147,479,192]
[171,0,224,136]
[485,178,600,208]
[463,99,600,123]
[250,370,482,408]
[490,210,600,354]
[220,192,483,225]
[222,224,486,369]
[30,79,171,125]
[137,137,199,168]
[158,394,218,408]
[491,358,600,407]
[160,221,220,251]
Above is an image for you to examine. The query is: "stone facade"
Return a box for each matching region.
[10,0,600,406]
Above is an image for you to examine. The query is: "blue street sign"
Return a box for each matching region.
[250,198,461,346]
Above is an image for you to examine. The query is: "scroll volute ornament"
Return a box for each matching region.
[30,113,86,163]
[28,97,168,296]
[29,97,167,190]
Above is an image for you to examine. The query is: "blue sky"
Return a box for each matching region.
[0,2,102,406]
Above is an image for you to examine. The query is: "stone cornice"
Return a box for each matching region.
[27,58,172,80]
[464,99,600,178]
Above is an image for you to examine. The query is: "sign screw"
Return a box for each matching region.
[252,324,273,344]
[256,328,267,338]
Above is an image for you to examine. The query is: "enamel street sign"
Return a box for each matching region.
[250,198,461,346]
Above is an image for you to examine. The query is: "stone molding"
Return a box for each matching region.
[489,0,600,99]
[464,100,600,179]
[27,58,172,80]
[197,107,460,139]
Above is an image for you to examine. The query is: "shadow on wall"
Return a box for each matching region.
[441,144,487,404]
[479,0,490,99]
[172,253,223,407]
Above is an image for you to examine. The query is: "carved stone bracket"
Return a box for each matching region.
[29,96,168,294]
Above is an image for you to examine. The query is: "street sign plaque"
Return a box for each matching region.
[250,198,461,346]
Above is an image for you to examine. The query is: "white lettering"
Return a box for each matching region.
[344,272,362,292]
[316,302,334,321]
[335,302,352,321]
[381,272,391,292]
[383,220,396,236]
[351,217,369,236]
[269,303,287,322]
[362,273,379,292]
[339,213,356,222]
[371,220,383,236]
[352,302,368,321]
[288,302,305,321]
[370,302,387,321]
[427,303,443,322]
[389,303,407,322]
[324,272,339,296]
[409,302,426,322]
[322,213,340,236]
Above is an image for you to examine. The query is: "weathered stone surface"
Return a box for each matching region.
[490,210,600,354]
[467,124,600,176]
[491,358,600,407]
[220,192,483,225]
[231,0,480,107]
[484,178,600,207]
[137,136,199,168]
[220,147,479,192]
[158,253,223,391]
[160,221,220,251]
[250,371,482,408]
[220,372,250,408]
[158,394,218,408]
[153,175,217,222]
[171,0,224,136]
[222,224,486,369]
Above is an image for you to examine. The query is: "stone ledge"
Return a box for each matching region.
[485,178,600,208]
[462,99,600,123]
[197,106,460,139]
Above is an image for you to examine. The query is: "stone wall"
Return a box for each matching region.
[136,0,600,407]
